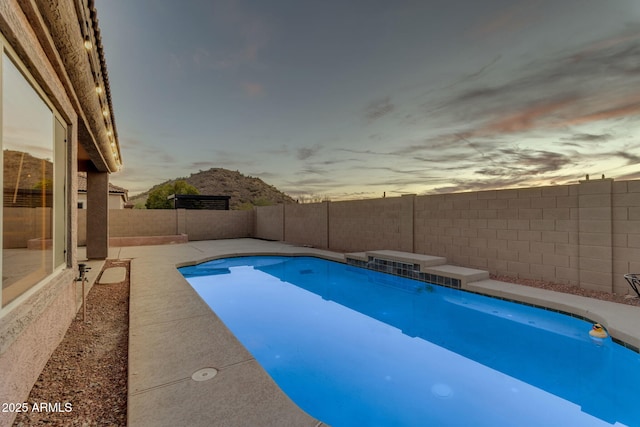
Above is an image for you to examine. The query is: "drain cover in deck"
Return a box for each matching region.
[192,367,218,381]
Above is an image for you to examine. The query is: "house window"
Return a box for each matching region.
[1,48,66,307]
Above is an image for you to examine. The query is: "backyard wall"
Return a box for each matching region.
[282,202,328,248]
[254,178,640,295]
[77,209,254,245]
[255,204,284,241]
[328,195,414,253]
[2,208,52,249]
[184,210,254,241]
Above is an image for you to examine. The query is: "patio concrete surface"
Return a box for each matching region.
[116,239,339,427]
[115,238,640,427]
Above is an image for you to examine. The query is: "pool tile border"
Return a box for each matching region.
[343,254,640,353]
[345,258,462,288]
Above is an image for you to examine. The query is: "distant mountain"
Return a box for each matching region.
[129,168,295,209]
[3,149,53,191]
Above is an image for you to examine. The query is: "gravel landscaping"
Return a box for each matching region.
[491,274,640,307]
[13,260,130,427]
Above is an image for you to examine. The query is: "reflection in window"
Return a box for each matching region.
[2,52,54,306]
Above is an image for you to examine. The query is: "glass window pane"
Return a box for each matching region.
[2,52,54,305]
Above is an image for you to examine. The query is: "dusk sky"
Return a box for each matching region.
[97,0,640,200]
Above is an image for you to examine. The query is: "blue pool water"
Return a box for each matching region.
[180,256,640,427]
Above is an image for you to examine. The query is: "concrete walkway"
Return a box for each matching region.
[116,239,640,426]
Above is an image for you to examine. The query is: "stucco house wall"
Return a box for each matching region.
[0,1,122,424]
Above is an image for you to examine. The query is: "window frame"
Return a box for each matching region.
[0,34,69,310]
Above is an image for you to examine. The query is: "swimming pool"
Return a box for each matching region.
[180,256,640,427]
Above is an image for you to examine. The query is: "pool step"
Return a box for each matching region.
[422,264,489,287]
[344,250,489,288]
[367,250,447,270]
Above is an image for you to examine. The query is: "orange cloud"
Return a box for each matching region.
[560,98,640,126]
[469,1,539,38]
[479,97,576,134]
[243,82,264,97]
[471,91,640,137]
[572,31,640,61]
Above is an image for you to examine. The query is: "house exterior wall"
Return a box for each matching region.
[0,269,76,427]
[78,193,126,209]
[85,171,109,259]
[78,208,87,246]
[78,193,87,209]
[0,1,115,423]
[108,194,125,209]
[0,26,78,427]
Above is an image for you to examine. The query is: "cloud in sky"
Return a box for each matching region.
[468,1,540,39]
[434,29,640,133]
[562,133,612,143]
[296,144,322,160]
[368,28,640,196]
[203,0,270,70]
[478,97,579,135]
[617,151,640,165]
[364,97,395,122]
[99,0,640,200]
[243,82,265,96]
[475,148,572,177]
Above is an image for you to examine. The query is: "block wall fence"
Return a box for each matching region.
[256,178,640,295]
[3,208,52,248]
[77,209,254,245]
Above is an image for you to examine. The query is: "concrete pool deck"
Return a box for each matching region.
[111,238,640,427]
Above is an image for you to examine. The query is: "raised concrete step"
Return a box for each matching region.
[365,250,447,270]
[344,249,488,289]
[423,264,490,287]
[344,252,368,262]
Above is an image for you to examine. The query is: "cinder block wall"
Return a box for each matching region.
[3,208,52,248]
[254,179,640,294]
[78,209,254,245]
[255,205,284,241]
[74,178,639,293]
[578,179,613,293]
[185,210,254,240]
[612,180,640,294]
[414,184,580,285]
[328,197,411,253]
[283,202,329,248]
[109,209,177,237]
